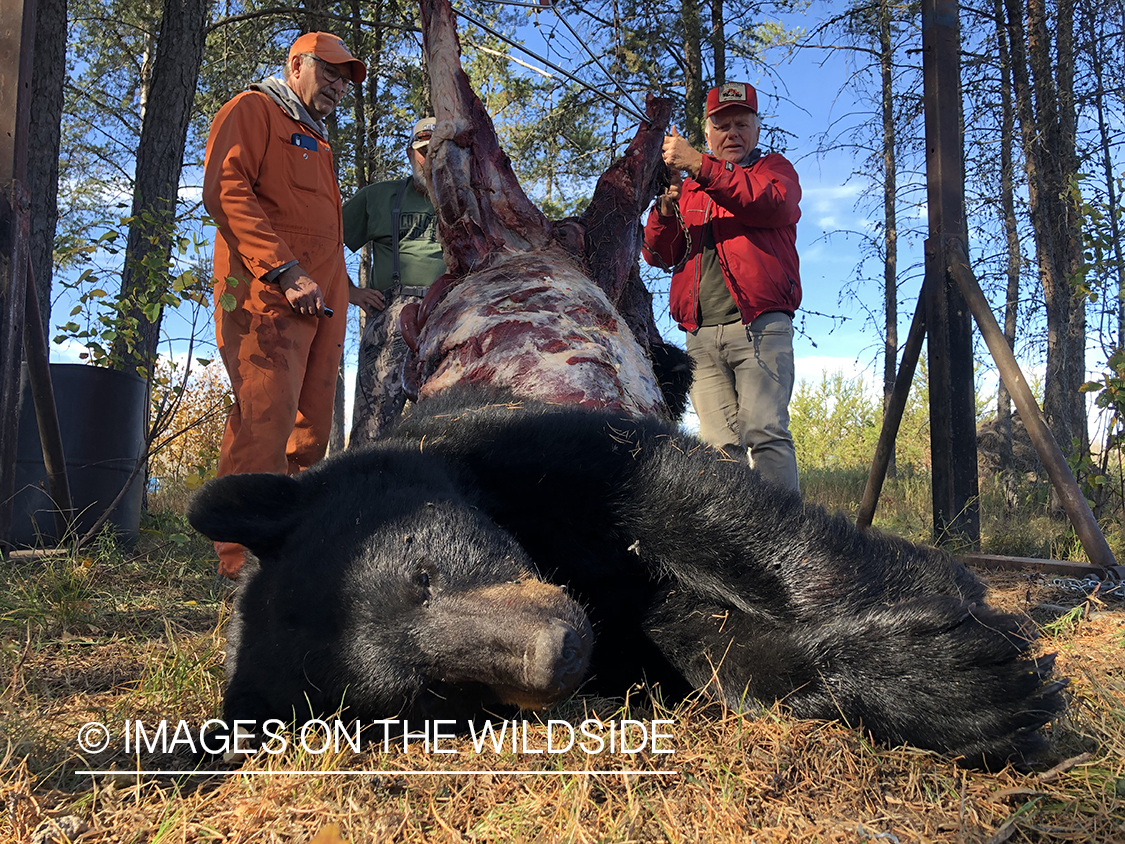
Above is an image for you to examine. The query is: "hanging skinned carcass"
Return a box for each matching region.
[399,0,690,416]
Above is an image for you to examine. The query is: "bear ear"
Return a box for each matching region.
[187,473,302,558]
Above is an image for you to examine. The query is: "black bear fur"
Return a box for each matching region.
[188,389,1065,769]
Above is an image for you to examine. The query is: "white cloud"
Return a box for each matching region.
[802,183,863,207]
[49,338,91,364]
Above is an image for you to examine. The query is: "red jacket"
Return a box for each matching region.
[642,151,802,333]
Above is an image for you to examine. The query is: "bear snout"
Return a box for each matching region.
[419,580,593,710]
[522,618,590,698]
[485,615,592,711]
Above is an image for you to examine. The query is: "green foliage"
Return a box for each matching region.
[1040,604,1088,639]
[791,371,880,469]
[1075,169,1125,502]
[1076,171,1125,466]
[52,210,213,375]
[1080,347,1125,511]
[791,369,930,474]
[1074,172,1125,301]
[1083,347,1125,422]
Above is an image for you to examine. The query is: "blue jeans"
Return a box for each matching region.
[686,312,799,492]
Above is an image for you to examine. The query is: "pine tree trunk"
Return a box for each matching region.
[1027,0,1087,460]
[711,0,726,87]
[27,0,67,336]
[351,0,368,191]
[878,0,898,480]
[993,0,1020,504]
[111,0,208,376]
[1004,0,1088,465]
[352,2,390,443]
[682,0,704,147]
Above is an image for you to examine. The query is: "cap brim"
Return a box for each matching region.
[708,102,756,119]
[309,49,367,83]
[348,60,367,84]
[333,57,366,84]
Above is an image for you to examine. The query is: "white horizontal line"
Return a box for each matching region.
[77,769,679,777]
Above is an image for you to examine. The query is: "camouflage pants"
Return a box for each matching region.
[349,288,423,447]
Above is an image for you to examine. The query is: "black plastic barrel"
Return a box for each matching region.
[13,363,146,547]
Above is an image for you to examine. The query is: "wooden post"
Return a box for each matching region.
[23,251,73,538]
[0,0,38,551]
[921,0,980,549]
[857,295,927,529]
[948,240,1117,571]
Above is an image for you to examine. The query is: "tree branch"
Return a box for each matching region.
[206,6,418,36]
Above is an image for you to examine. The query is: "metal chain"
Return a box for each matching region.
[609,0,621,166]
[641,201,691,274]
[611,105,619,167]
[670,202,691,271]
[1049,576,1125,597]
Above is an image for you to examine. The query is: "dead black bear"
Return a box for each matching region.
[188,389,1065,768]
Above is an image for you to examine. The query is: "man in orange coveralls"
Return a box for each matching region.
[204,32,381,578]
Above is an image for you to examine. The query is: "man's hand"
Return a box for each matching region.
[662,126,704,179]
[277,265,326,316]
[349,283,386,316]
[657,168,684,218]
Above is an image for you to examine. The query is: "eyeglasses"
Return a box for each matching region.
[307,55,351,85]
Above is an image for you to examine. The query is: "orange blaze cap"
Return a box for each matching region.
[288,32,367,84]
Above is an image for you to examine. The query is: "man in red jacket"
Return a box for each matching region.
[204,32,380,578]
[643,82,801,492]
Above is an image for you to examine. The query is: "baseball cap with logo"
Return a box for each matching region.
[288,32,367,84]
[705,82,758,119]
[411,117,437,150]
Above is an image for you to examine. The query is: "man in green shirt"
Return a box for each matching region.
[343,117,447,444]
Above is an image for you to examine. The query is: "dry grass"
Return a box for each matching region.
[2,524,1123,842]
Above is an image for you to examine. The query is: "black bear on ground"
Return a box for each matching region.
[188,389,1065,768]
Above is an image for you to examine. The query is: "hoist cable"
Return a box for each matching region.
[540,4,646,120]
[451,5,650,125]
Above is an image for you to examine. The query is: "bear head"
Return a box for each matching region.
[188,445,594,726]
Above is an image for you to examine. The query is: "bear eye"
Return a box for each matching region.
[419,571,431,589]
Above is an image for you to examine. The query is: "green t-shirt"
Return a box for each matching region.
[342,178,447,292]
[698,222,741,326]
